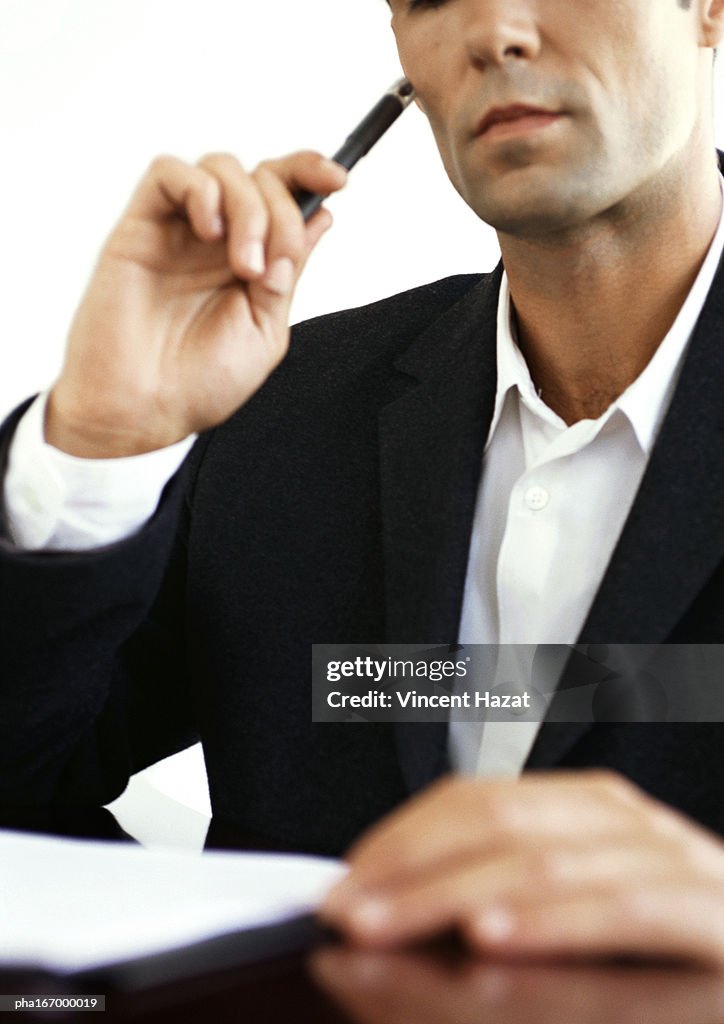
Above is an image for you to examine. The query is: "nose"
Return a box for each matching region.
[463,1,541,69]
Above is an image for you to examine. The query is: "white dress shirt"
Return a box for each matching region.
[453,183,724,775]
[4,180,724,779]
[4,394,195,550]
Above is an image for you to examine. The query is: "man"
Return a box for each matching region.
[2,0,724,965]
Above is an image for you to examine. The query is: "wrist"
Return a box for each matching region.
[45,387,188,458]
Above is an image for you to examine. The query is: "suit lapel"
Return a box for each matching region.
[527,244,724,769]
[379,269,500,791]
[384,210,724,784]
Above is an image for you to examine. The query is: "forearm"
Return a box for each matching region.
[0,399,199,805]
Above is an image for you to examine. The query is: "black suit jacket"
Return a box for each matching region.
[1,234,723,856]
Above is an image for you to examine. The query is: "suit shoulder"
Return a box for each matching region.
[210,272,491,443]
[290,274,486,357]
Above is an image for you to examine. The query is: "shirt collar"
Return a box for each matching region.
[488,174,724,455]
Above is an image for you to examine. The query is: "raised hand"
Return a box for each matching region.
[46,151,347,457]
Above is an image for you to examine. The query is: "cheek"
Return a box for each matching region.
[395,34,463,176]
[586,4,701,145]
[394,21,460,123]
[595,46,698,159]
[424,108,458,184]
[417,89,464,196]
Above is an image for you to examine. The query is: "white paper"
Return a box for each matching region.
[0,829,346,974]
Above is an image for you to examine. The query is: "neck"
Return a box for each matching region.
[499,144,722,426]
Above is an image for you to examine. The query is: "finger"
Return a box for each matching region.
[197,152,270,280]
[260,149,348,199]
[126,155,225,243]
[326,821,724,950]
[325,829,715,944]
[251,164,314,298]
[468,883,724,967]
[323,848,538,947]
[253,152,346,284]
[203,151,341,320]
[243,158,338,322]
[339,772,647,892]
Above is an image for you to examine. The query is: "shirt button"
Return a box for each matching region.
[525,485,550,511]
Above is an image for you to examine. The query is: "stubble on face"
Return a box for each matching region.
[426,64,612,239]
[393,1,706,244]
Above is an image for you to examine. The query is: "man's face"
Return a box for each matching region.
[389,0,712,237]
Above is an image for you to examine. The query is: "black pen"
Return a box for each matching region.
[295,78,416,222]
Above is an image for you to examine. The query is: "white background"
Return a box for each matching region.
[0,0,503,420]
[1,2,722,843]
[2,3,722,417]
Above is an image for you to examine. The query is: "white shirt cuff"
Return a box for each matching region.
[3,392,196,551]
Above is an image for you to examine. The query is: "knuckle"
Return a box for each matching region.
[599,877,637,911]
[621,885,659,923]
[461,914,491,951]
[290,149,325,170]
[646,802,683,838]
[254,158,278,176]
[435,774,489,811]
[259,150,317,172]
[589,768,633,802]
[678,834,724,878]
[198,151,244,174]
[148,153,182,177]
[531,847,570,883]
[479,794,522,840]
[252,163,287,195]
[429,772,459,795]
[295,149,327,167]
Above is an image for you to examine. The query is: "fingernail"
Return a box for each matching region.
[210,214,225,237]
[240,239,265,274]
[349,898,392,936]
[476,906,515,942]
[264,256,295,296]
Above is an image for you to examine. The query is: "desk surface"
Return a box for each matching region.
[2,810,724,1024]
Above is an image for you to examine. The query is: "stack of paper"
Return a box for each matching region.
[0,829,345,975]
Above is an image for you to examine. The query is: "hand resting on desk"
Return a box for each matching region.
[320,771,724,967]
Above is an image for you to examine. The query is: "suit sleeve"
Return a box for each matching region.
[0,399,209,809]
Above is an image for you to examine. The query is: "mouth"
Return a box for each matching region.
[476,104,564,141]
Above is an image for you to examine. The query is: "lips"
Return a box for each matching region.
[477,104,562,138]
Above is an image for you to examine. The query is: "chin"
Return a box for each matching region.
[463,173,611,239]
[481,202,593,238]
